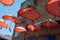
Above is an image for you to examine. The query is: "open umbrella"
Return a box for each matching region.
[0,19,8,28]
[14,27,28,34]
[41,19,58,28]
[2,14,13,20]
[18,8,41,21]
[2,14,21,24]
[26,24,41,32]
[11,17,21,24]
[0,0,14,6]
[46,0,60,17]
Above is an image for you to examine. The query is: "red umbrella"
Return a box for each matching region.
[18,8,41,21]
[46,0,60,17]
[26,24,41,32]
[14,27,28,34]
[11,17,21,24]
[2,14,21,24]
[0,19,8,28]
[41,19,58,28]
[0,0,14,6]
[2,14,13,20]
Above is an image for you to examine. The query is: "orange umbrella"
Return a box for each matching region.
[18,8,41,21]
[2,14,13,20]
[0,0,14,6]
[41,19,58,28]
[46,0,60,17]
[11,17,21,24]
[0,19,8,28]
[14,27,28,34]
[26,24,41,32]
[2,14,21,24]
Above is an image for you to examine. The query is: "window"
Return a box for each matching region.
[44,35,56,40]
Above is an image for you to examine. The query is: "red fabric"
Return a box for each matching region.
[2,15,21,24]
[14,27,28,34]
[0,21,8,28]
[18,8,41,21]
[2,15,13,20]
[26,24,41,32]
[11,17,21,24]
[46,0,60,17]
[0,0,14,6]
[41,21,58,28]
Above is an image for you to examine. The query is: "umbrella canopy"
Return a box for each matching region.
[18,8,41,21]
[0,0,14,6]
[2,14,21,24]
[46,0,60,17]
[11,17,21,24]
[26,24,41,32]
[41,19,58,28]
[2,14,13,20]
[0,19,8,28]
[14,27,28,34]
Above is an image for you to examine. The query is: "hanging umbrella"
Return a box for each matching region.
[2,14,13,20]
[2,14,21,24]
[0,0,14,6]
[14,27,28,34]
[41,19,58,28]
[26,24,41,32]
[0,19,8,28]
[46,0,60,17]
[11,17,21,24]
[18,8,41,21]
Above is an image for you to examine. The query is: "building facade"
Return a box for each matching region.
[12,0,60,40]
[0,34,11,40]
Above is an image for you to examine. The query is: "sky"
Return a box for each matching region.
[0,0,25,36]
